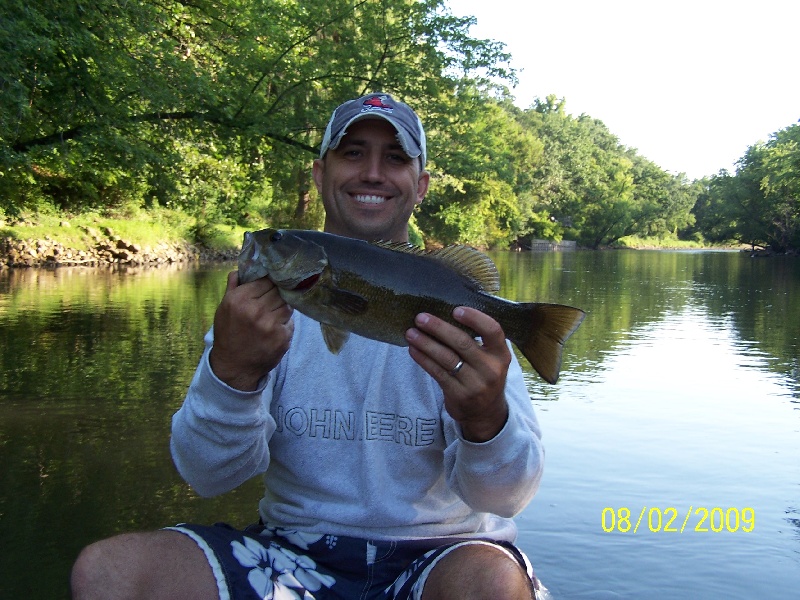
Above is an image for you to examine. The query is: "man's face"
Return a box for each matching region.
[313,119,429,242]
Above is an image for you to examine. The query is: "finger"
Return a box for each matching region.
[407,314,474,372]
[406,342,469,391]
[225,270,239,291]
[451,307,507,352]
[232,273,285,307]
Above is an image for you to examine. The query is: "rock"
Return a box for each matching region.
[0,232,234,268]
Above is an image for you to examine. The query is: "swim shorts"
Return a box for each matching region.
[167,522,542,600]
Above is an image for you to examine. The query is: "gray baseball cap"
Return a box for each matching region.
[319,93,427,166]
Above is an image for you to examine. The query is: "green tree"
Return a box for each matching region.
[0,0,514,232]
[695,122,799,252]
[756,124,800,250]
[418,91,543,247]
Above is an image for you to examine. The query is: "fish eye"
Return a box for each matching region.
[271,231,283,242]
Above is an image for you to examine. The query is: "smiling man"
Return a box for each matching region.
[313,94,429,243]
[71,93,546,600]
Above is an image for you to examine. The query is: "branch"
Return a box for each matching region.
[11,110,318,156]
[233,0,371,120]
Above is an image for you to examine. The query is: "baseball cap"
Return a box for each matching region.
[319,93,427,166]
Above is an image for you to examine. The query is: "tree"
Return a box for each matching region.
[0,0,515,231]
[418,90,543,247]
[696,122,799,252]
[756,124,800,250]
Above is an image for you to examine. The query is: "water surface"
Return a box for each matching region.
[0,251,798,598]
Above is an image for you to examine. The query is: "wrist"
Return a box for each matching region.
[459,404,509,443]
[209,348,264,392]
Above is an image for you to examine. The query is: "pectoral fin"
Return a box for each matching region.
[320,323,350,354]
[316,287,367,354]
[322,287,369,315]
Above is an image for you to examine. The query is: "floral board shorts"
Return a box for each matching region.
[166,522,543,600]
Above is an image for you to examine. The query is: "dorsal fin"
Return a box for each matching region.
[372,241,500,293]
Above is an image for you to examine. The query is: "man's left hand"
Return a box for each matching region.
[405,307,510,443]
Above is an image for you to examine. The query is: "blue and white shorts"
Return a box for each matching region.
[167,522,542,600]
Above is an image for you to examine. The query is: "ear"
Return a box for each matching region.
[415,170,430,205]
[312,158,325,193]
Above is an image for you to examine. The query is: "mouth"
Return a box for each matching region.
[354,193,388,205]
[290,273,320,291]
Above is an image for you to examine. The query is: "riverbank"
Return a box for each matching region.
[0,210,765,269]
[0,212,242,269]
[0,228,236,268]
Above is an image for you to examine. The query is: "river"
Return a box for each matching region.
[1,250,798,598]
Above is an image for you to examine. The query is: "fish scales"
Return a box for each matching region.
[238,229,585,384]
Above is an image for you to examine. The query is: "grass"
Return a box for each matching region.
[617,235,715,250]
[0,207,247,253]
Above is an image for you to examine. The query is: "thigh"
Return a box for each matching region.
[71,530,219,600]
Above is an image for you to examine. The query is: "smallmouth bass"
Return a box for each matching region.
[238,229,585,384]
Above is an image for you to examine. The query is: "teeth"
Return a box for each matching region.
[354,194,386,204]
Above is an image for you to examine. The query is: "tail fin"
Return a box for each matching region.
[513,303,586,384]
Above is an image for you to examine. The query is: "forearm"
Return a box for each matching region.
[171,344,274,497]
[447,410,544,516]
[445,355,544,516]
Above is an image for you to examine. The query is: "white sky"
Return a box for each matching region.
[447,0,800,180]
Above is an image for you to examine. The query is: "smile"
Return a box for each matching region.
[354,194,387,205]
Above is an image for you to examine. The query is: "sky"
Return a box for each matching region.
[447,0,800,180]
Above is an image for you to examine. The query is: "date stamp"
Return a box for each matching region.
[601,506,755,533]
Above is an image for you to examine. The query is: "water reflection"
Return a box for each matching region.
[1,251,798,598]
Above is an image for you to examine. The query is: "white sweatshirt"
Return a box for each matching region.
[171,313,544,542]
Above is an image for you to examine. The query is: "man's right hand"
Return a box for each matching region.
[208,271,294,391]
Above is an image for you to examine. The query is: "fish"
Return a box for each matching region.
[238,228,586,384]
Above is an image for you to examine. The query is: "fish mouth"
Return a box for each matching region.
[288,273,320,291]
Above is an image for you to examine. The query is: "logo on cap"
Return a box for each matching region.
[361,95,394,114]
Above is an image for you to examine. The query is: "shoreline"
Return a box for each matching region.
[0,221,788,269]
[1,231,238,269]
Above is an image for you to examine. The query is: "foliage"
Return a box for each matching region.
[694,123,800,251]
[1,0,511,235]
[513,96,700,249]
[7,0,793,251]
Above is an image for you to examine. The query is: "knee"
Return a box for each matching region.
[71,538,110,598]
[71,530,218,600]
[422,544,534,600]
[70,533,144,599]
[475,549,534,600]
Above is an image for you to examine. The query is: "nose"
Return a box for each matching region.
[359,152,385,183]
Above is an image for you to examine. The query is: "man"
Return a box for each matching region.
[71,93,545,599]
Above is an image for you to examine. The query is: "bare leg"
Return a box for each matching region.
[420,544,535,600]
[71,530,219,600]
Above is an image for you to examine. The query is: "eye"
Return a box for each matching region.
[271,231,283,242]
[387,153,410,165]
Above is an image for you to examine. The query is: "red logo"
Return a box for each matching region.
[362,95,393,111]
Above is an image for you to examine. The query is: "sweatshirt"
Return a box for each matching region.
[171,313,544,542]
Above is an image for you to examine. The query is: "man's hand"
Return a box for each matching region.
[209,271,294,391]
[405,307,510,442]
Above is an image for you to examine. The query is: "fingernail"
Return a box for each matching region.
[453,307,465,319]
[415,313,430,325]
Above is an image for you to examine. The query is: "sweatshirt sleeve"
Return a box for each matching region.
[170,329,276,497]
[443,350,545,517]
